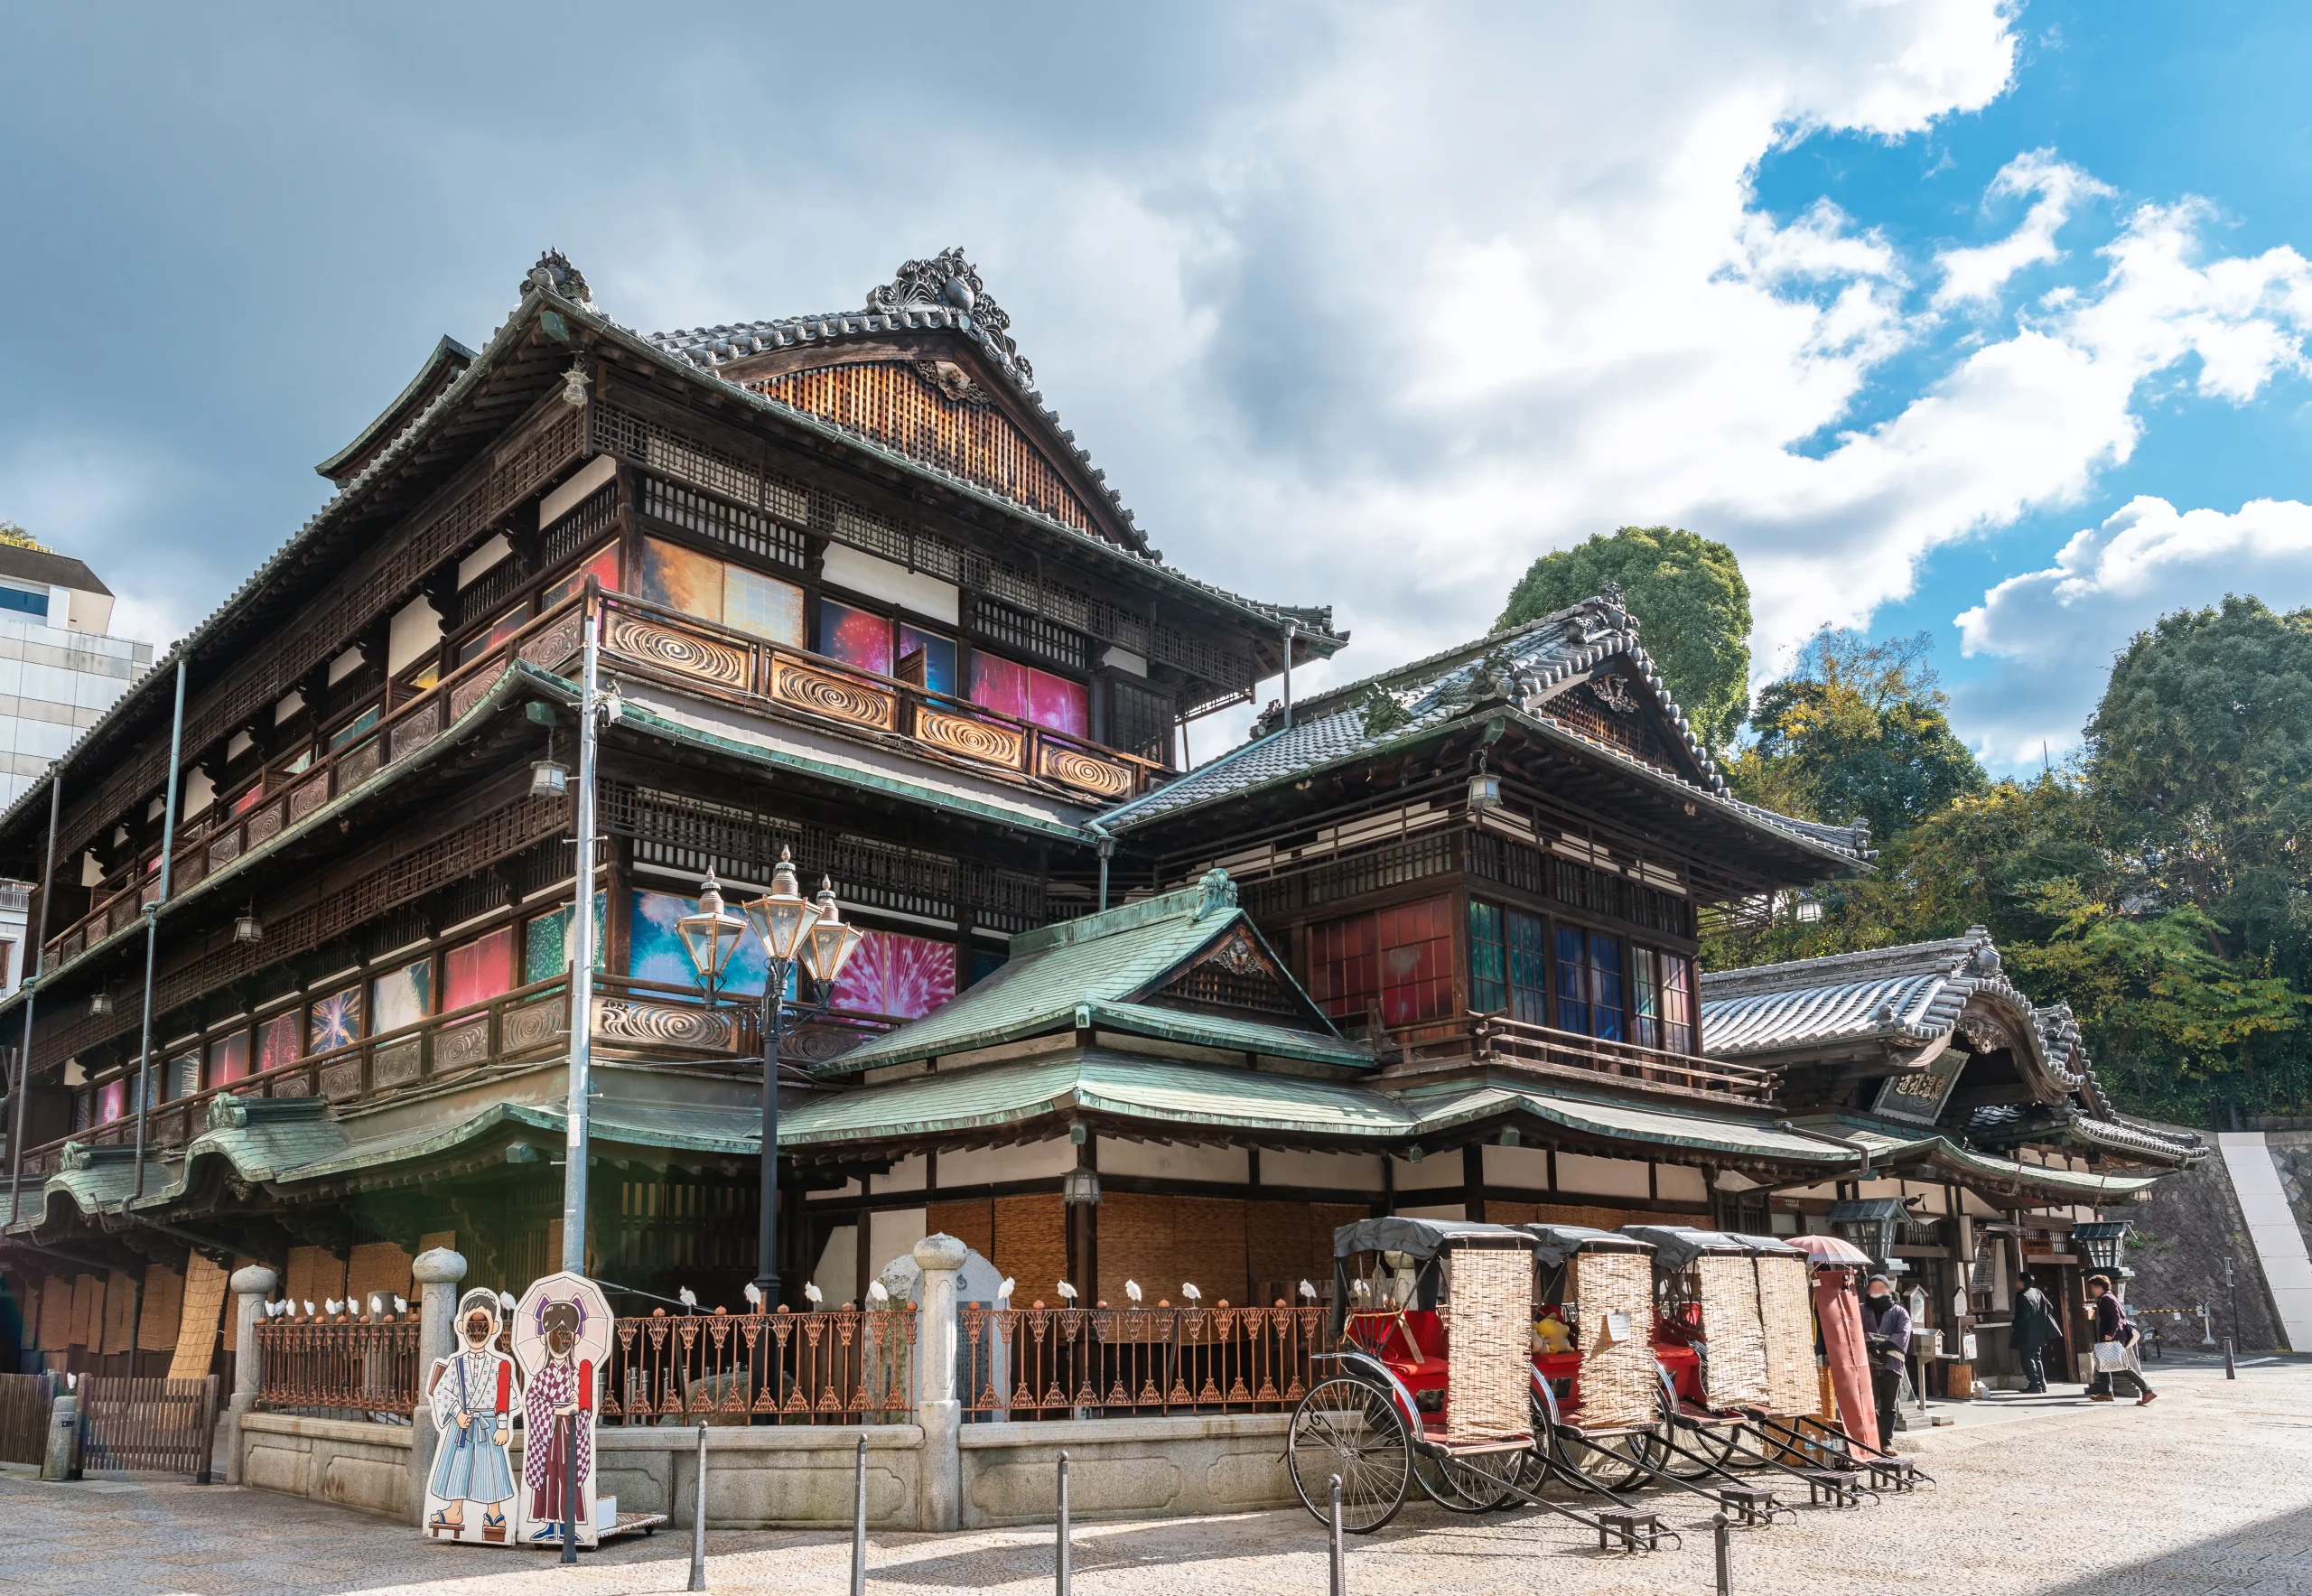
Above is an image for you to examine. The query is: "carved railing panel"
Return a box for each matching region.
[762,655,897,733]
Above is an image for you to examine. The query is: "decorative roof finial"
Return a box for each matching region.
[1193,867,1237,920]
[1599,578,1626,611]
[866,247,1032,381]
[523,248,596,312]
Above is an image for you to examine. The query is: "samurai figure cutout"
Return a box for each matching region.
[424,1287,518,1543]
[512,1271,612,1547]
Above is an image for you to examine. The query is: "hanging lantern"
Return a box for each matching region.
[674,875,750,993]
[799,880,867,988]
[234,905,264,946]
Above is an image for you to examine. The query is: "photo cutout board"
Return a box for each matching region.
[424,1287,519,1545]
[511,1271,613,1547]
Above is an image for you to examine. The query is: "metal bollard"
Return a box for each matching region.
[1056,1450,1071,1596]
[561,1410,581,1564]
[1328,1475,1345,1596]
[851,1434,868,1596]
[2225,1337,2237,1379]
[1713,1512,1731,1595]
[688,1423,708,1592]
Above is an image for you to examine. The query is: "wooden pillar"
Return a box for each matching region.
[1461,1144,1486,1223]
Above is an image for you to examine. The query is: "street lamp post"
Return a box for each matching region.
[677,849,864,1302]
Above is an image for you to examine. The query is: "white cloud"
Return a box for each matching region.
[1952,495,2312,762]
[1934,148,2112,306]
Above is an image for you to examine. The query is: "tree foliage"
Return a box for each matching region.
[1496,527,1752,750]
[0,520,50,553]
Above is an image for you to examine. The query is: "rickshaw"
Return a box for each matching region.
[1620,1226,1869,1512]
[1517,1223,1674,1495]
[1285,1218,1673,1550]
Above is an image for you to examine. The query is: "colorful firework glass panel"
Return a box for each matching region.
[309,987,364,1055]
[371,957,433,1034]
[628,889,774,998]
[256,1012,300,1076]
[639,537,725,623]
[828,930,956,1021]
[723,565,805,647]
[816,601,892,677]
[445,927,515,1013]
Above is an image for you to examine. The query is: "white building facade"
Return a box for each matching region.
[0,547,154,994]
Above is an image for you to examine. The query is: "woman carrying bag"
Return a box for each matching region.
[2084,1274,2154,1406]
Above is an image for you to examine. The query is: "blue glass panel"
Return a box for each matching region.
[1554,926,1589,1036]
[1590,935,1625,1041]
[0,587,47,618]
[1468,901,1506,1013]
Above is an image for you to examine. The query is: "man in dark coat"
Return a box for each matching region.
[2009,1281,2064,1394]
[1860,1274,1912,1444]
[2085,1274,2155,1405]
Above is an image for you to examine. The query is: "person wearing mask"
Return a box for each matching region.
[2085,1275,2155,1405]
[1860,1273,1912,1445]
[2009,1280,2064,1395]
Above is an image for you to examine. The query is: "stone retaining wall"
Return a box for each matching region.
[958,1414,1294,1528]
[239,1414,415,1520]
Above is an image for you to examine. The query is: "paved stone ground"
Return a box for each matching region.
[5,1358,2309,1595]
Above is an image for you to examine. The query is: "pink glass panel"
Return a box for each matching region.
[1027,668,1090,740]
[99,1078,126,1124]
[817,601,893,676]
[207,1031,249,1087]
[830,930,957,1021]
[445,926,516,1013]
[256,1012,300,1075]
[970,653,1030,720]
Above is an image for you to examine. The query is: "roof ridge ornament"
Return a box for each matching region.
[524,248,597,313]
[867,247,1033,382]
[1193,866,1237,920]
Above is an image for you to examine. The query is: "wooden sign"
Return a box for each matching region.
[424,1288,517,1544]
[511,1271,613,1549]
[1870,1045,1969,1126]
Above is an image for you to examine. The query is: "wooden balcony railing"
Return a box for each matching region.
[1361,1010,1779,1101]
[592,590,1167,804]
[14,973,898,1184]
[46,585,1165,978]
[44,595,596,974]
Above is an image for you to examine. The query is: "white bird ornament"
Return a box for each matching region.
[677,1286,699,1311]
[1181,1283,1202,1304]
[1300,1280,1318,1302]
[368,1294,384,1319]
[393,1295,408,1314]
[997,1277,1015,1303]
[303,1300,316,1318]
[1124,1280,1142,1304]
[803,1282,825,1307]
[1056,1281,1078,1302]
[499,1291,517,1312]
[867,1280,890,1304]
[743,1282,764,1310]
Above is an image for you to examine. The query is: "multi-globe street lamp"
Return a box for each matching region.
[676,848,864,1302]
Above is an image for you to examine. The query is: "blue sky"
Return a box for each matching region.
[4,2,2310,774]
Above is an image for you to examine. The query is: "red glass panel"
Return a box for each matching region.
[1375,897,1455,1026]
[1027,668,1089,740]
[970,652,1031,720]
[817,601,893,676]
[256,1012,301,1076]
[99,1078,126,1124]
[543,544,621,610]
[207,1031,249,1087]
[829,929,957,1020]
[1308,913,1381,1020]
[445,926,516,1013]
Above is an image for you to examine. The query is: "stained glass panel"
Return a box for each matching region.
[816,600,892,677]
[371,957,433,1034]
[542,544,622,611]
[629,889,770,997]
[829,929,956,1020]
[444,926,515,1012]
[969,652,1030,720]
[207,1030,249,1088]
[639,537,724,623]
[897,624,957,696]
[1027,667,1089,740]
[724,565,805,647]
[256,1011,300,1076]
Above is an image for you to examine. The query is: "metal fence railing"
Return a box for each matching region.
[605,1308,916,1424]
[958,1303,1333,1419]
[254,1315,422,1418]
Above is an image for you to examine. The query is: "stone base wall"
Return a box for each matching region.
[239,1414,415,1519]
[599,1424,925,1529]
[958,1414,1294,1528]
[2107,1124,2283,1351]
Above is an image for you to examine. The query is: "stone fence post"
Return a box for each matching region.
[410,1248,468,1520]
[223,1265,277,1486]
[913,1233,966,1532]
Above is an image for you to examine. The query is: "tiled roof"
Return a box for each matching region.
[825,870,1367,1075]
[1100,593,1871,866]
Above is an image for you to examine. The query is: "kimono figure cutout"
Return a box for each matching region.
[511,1272,612,1548]
[424,1288,518,1543]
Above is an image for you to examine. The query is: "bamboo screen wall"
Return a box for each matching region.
[930,1196,1069,1306]
[1693,1255,1771,1409]
[1571,1250,1658,1429]
[1445,1246,1534,1440]
[750,362,1098,537]
[1755,1255,1818,1417]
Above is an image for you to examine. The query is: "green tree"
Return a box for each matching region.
[0,521,50,553]
[1496,527,1752,750]
[1737,630,1988,844]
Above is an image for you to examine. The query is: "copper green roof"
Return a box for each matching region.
[1402,1084,1856,1165]
[825,872,1368,1076]
[785,1050,1415,1149]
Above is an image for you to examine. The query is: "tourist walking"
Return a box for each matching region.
[2010,1280,2064,1394]
[2084,1274,2155,1405]
[1860,1274,1912,1443]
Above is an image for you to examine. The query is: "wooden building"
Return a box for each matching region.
[0,248,2197,1381]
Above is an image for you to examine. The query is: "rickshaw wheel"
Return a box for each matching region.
[1414,1449,1517,1513]
[1545,1414,1663,1495]
[1664,1416,1742,1479]
[1289,1377,1412,1533]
